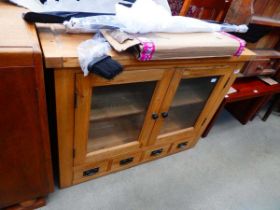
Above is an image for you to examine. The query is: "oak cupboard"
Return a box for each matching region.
[37,23,254,188]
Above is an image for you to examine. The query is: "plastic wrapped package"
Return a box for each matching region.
[115,0,248,34]
[9,0,171,14]
[77,34,111,76]
[64,0,248,34]
[64,15,247,34]
[64,15,123,33]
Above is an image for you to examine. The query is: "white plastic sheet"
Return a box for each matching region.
[64,16,122,33]
[77,34,111,76]
[115,0,248,34]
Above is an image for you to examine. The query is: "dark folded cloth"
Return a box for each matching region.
[23,0,138,23]
[119,0,137,7]
[88,55,123,79]
[23,11,114,23]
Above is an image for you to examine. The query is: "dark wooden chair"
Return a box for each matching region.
[179,0,233,22]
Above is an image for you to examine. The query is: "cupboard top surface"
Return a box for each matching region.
[0,2,42,67]
[0,3,31,49]
[36,24,255,69]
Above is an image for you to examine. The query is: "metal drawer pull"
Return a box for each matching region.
[83,167,100,177]
[177,142,188,149]
[161,112,169,118]
[150,148,163,156]
[152,113,159,120]
[120,157,134,165]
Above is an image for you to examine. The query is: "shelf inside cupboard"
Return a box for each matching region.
[87,114,144,152]
[159,101,205,135]
[89,87,206,122]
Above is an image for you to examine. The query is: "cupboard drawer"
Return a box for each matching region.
[111,152,142,171]
[73,161,109,181]
[242,60,274,76]
[142,144,171,162]
[170,140,192,153]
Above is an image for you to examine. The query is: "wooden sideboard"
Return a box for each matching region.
[36,24,255,188]
[0,3,53,209]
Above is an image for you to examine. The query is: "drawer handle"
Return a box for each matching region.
[83,167,100,177]
[177,142,188,149]
[120,157,134,166]
[152,113,159,120]
[150,148,163,156]
[161,112,169,118]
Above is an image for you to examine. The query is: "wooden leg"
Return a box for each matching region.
[262,94,280,121]
[5,197,46,210]
[226,96,269,125]
[202,99,226,138]
[250,95,272,121]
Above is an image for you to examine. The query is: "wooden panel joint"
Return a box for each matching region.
[73,149,76,158]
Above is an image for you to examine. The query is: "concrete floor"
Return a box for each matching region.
[40,111,280,210]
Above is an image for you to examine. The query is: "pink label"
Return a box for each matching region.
[137,37,155,61]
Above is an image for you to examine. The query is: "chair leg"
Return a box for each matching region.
[262,94,280,121]
[250,95,272,121]
[179,0,192,16]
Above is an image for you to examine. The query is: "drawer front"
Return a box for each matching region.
[142,144,171,162]
[170,139,192,153]
[73,161,109,182]
[111,152,142,171]
[242,60,272,76]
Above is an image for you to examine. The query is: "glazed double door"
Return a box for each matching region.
[74,66,232,165]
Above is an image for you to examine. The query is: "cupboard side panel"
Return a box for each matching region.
[55,69,75,188]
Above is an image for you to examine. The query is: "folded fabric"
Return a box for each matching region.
[23,12,114,23]
[88,55,123,79]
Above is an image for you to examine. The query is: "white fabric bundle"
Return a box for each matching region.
[115,0,248,34]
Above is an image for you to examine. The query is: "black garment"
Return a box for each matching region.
[23,11,114,23]
[119,0,137,7]
[88,55,123,79]
[23,0,137,23]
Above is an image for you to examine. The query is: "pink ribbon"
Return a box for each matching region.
[219,32,246,56]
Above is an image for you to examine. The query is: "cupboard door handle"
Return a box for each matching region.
[150,148,163,156]
[83,167,100,177]
[120,157,134,166]
[177,142,188,149]
[161,112,169,118]
[152,113,159,120]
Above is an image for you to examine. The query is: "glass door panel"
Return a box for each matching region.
[160,76,219,135]
[88,82,156,153]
